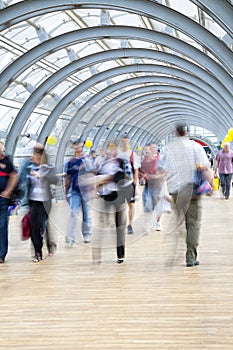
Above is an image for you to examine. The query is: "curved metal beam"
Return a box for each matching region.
[98,93,221,146]
[190,0,233,36]
[62,83,222,149]
[139,122,223,150]
[135,110,225,147]
[125,113,217,149]
[55,90,221,171]
[91,83,225,148]
[1,26,232,96]
[90,99,212,146]
[56,107,216,172]
[104,100,219,146]
[131,109,220,145]
[6,47,232,155]
[38,63,231,144]
[129,121,209,149]
[0,0,232,73]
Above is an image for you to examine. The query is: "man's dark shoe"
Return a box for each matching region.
[116,259,124,264]
[0,257,5,263]
[186,260,199,267]
[127,224,134,234]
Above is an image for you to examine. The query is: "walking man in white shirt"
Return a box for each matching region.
[160,124,213,267]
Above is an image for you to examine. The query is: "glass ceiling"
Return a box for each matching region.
[0,0,232,164]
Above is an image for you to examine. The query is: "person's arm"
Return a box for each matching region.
[96,174,114,185]
[214,159,219,175]
[133,168,139,186]
[132,152,140,185]
[196,145,214,185]
[202,166,214,186]
[0,171,18,198]
[65,174,71,195]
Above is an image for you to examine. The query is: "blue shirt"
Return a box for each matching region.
[66,157,85,193]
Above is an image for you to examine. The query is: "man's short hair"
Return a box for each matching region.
[175,123,189,137]
[72,139,84,145]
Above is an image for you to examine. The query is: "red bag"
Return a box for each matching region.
[21,213,31,240]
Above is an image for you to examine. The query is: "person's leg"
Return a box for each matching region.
[0,198,9,262]
[219,173,226,197]
[115,203,127,261]
[143,187,155,233]
[224,174,232,199]
[172,185,196,266]
[128,202,135,226]
[30,201,44,260]
[125,184,135,234]
[153,186,163,231]
[81,195,91,242]
[44,221,56,254]
[43,201,56,255]
[66,192,81,244]
[185,197,201,266]
[92,197,107,264]
[154,194,163,231]
[155,214,162,231]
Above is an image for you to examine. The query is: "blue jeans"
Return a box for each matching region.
[67,192,91,243]
[219,173,232,198]
[0,197,9,259]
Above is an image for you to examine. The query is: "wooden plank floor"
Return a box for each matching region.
[1,189,233,349]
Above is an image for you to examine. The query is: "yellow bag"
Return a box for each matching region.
[212,176,219,191]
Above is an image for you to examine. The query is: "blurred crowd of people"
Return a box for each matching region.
[1,123,231,267]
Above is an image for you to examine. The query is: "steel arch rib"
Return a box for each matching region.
[96,92,221,147]
[57,83,222,148]
[52,76,223,158]
[107,106,216,149]
[5,47,232,155]
[59,90,219,161]
[135,112,225,146]
[90,83,226,147]
[141,125,218,151]
[0,26,232,96]
[123,105,219,142]
[82,84,226,137]
[38,64,230,144]
[91,89,221,148]
[0,0,232,73]
[190,0,233,36]
[55,90,221,171]
[91,100,212,147]
[143,121,225,146]
[104,99,219,146]
[128,112,221,148]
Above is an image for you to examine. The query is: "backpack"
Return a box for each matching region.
[116,153,134,189]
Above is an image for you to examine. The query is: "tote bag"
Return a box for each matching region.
[21,213,31,240]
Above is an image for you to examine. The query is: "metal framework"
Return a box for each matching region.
[0,0,232,163]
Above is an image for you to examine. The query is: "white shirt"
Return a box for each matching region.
[117,149,141,169]
[28,164,50,201]
[98,157,122,195]
[160,137,210,194]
